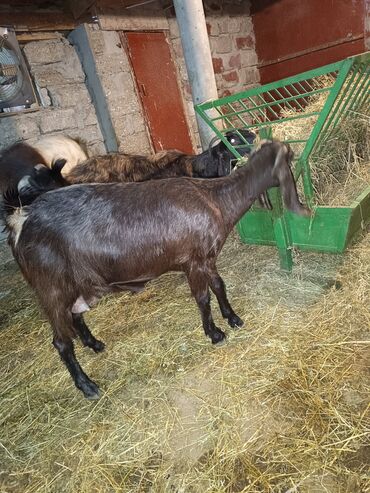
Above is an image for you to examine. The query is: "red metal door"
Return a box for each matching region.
[252,0,366,83]
[124,31,194,154]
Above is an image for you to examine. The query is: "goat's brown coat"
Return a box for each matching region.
[4,140,310,399]
[64,150,194,184]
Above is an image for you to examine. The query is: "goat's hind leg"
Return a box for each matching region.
[186,267,226,345]
[207,266,243,329]
[72,313,105,353]
[53,335,100,399]
[45,304,100,399]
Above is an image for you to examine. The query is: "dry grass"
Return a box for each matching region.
[0,228,369,493]
[259,76,370,206]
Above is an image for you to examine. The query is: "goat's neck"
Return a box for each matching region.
[215,160,274,230]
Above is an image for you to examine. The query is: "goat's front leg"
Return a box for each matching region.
[207,267,243,329]
[186,268,226,344]
[72,313,105,353]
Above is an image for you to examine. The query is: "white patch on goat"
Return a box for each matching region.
[72,296,91,314]
[33,135,88,177]
[7,208,28,247]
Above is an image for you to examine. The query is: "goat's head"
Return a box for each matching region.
[17,159,67,205]
[208,128,256,177]
[269,141,311,217]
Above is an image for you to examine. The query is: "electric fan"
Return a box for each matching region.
[0,27,36,111]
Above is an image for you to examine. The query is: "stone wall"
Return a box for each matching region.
[0,35,105,155]
[0,1,259,156]
[82,25,153,154]
[83,20,201,153]
[87,0,260,153]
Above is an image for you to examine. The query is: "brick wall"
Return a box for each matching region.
[167,0,259,102]
[0,36,105,154]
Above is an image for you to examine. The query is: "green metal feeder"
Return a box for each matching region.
[195,52,370,271]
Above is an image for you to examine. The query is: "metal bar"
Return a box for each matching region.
[313,66,363,153]
[354,76,370,113]
[197,61,345,111]
[334,67,367,122]
[245,96,269,123]
[210,87,329,123]
[312,67,359,153]
[195,105,237,158]
[255,94,280,120]
[274,87,302,113]
[343,66,369,115]
[294,57,354,188]
[173,0,219,148]
[294,81,315,105]
[283,85,306,111]
[269,188,294,271]
[314,64,366,141]
[215,114,319,138]
[351,69,370,112]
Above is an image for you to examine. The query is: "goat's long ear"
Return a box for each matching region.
[209,144,227,176]
[52,158,67,174]
[51,159,68,186]
[272,144,311,217]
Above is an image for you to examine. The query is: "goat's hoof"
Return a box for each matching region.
[210,329,226,345]
[228,314,244,329]
[92,339,105,353]
[80,380,101,400]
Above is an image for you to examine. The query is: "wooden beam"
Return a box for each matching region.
[67,0,96,19]
[97,0,158,8]
[98,12,169,30]
[16,31,63,42]
[0,0,61,5]
[0,12,77,31]
[96,0,168,30]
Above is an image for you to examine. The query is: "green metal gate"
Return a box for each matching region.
[195,53,370,270]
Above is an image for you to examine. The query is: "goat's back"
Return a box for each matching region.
[64,150,191,184]
[13,180,225,289]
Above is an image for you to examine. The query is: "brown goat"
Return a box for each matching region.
[3,139,310,399]
[62,129,256,184]
[64,150,192,184]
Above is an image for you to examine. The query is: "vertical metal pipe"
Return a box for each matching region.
[173,0,219,149]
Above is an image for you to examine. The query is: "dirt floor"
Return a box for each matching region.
[0,229,369,493]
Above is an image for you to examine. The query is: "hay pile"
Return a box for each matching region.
[0,228,369,492]
[270,76,370,206]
